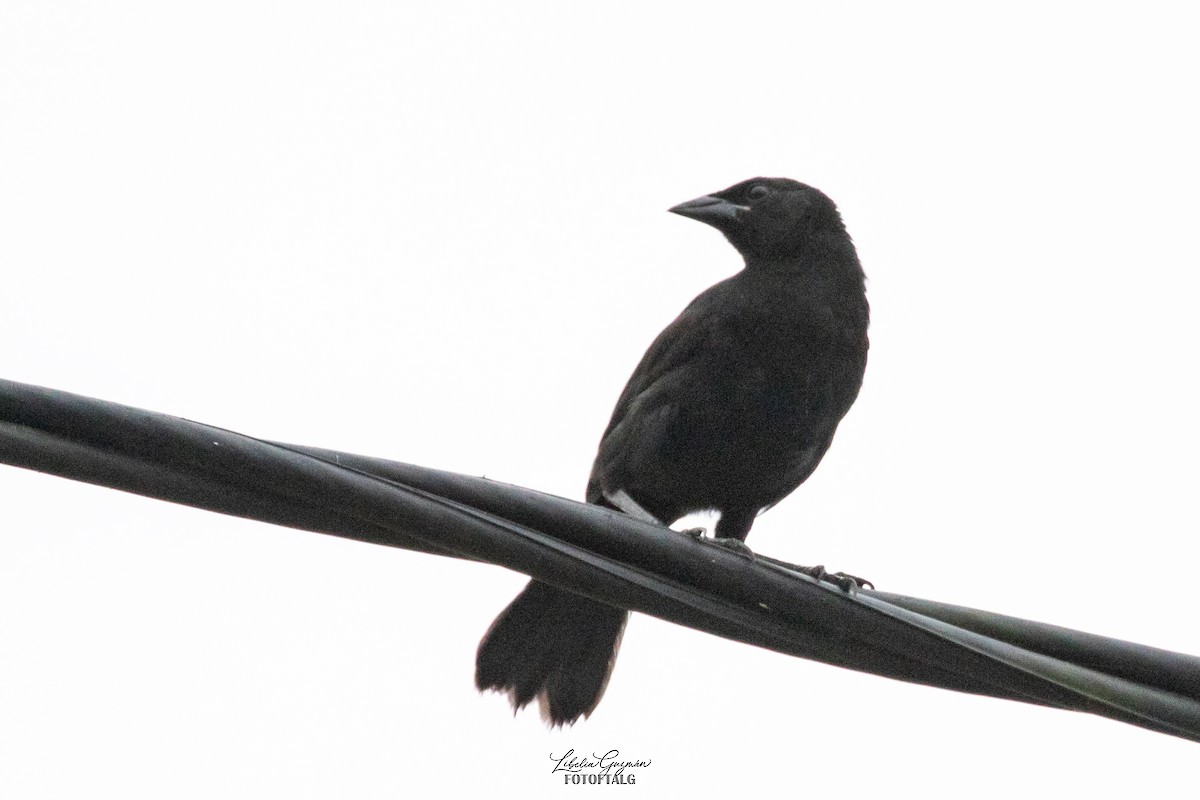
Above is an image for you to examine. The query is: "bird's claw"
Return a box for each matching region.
[789,563,873,592]
[798,563,828,582]
[831,571,874,591]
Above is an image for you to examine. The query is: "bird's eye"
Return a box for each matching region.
[747,185,770,201]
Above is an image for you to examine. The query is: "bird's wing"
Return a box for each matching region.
[585,289,726,505]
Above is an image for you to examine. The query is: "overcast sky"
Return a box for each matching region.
[2,2,1198,797]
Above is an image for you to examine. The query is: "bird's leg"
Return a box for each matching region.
[704,509,756,558]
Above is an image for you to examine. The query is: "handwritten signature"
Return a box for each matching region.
[550,749,651,777]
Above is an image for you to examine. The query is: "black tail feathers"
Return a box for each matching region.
[475,579,628,726]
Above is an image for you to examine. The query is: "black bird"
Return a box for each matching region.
[475,177,869,725]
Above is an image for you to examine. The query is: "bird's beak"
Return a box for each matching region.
[668,195,745,225]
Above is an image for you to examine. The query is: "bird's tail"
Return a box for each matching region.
[475,579,628,726]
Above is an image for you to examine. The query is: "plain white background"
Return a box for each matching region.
[2,2,1198,796]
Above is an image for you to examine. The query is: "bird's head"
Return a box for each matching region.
[669,177,846,262]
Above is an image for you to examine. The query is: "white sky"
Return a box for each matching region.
[2,2,1198,796]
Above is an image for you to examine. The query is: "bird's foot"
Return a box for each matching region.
[826,570,873,591]
[678,528,755,559]
[710,537,754,558]
[833,571,874,591]
[789,563,874,592]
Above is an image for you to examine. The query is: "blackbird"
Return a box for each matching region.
[476,177,869,725]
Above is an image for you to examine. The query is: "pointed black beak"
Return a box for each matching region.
[668,194,745,225]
